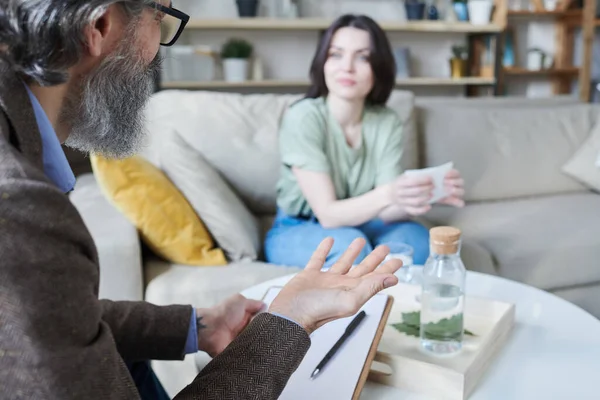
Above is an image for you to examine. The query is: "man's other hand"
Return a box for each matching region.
[269,237,402,334]
[197,294,264,357]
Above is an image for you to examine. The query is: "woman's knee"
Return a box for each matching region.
[403,222,430,264]
[378,221,430,265]
[264,224,373,269]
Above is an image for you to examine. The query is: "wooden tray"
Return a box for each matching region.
[368,283,515,400]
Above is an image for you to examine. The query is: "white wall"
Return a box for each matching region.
[168,0,562,97]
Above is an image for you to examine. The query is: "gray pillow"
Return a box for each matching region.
[562,119,600,192]
[160,130,260,262]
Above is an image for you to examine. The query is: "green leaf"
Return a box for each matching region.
[391,322,420,338]
[401,311,420,327]
[390,311,475,338]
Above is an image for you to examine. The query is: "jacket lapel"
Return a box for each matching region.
[0,60,43,171]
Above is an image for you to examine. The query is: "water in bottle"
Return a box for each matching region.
[420,226,466,355]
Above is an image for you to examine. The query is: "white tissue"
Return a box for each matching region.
[404,162,454,204]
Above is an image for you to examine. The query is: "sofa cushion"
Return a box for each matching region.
[418,104,596,201]
[425,192,600,290]
[161,130,261,262]
[70,174,144,301]
[90,154,227,266]
[143,90,417,216]
[144,259,302,308]
[562,117,600,192]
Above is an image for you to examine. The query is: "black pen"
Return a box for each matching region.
[310,310,367,380]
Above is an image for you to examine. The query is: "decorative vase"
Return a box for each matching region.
[449,58,467,78]
[405,1,426,20]
[453,1,469,21]
[467,0,493,24]
[223,58,249,82]
[236,0,259,17]
[428,5,440,20]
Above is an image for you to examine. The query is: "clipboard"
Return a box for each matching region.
[261,287,394,400]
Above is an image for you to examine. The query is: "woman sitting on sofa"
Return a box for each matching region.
[265,14,465,268]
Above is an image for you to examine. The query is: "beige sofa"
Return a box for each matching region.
[69,90,600,395]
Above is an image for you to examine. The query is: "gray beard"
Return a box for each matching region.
[62,46,162,159]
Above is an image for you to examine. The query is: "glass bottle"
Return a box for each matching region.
[420,226,466,355]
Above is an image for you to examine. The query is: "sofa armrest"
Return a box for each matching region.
[70,173,144,301]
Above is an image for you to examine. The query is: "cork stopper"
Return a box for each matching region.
[430,226,462,255]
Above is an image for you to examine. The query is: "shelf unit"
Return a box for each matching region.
[184,18,502,33]
[503,66,579,75]
[158,14,506,96]
[161,77,496,90]
[500,1,597,101]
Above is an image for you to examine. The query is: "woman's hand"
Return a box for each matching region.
[438,169,465,207]
[391,173,434,216]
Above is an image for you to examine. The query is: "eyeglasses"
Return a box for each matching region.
[148,1,190,46]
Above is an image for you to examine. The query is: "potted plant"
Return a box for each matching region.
[221,38,254,82]
[449,45,468,78]
[405,0,426,20]
[236,0,259,17]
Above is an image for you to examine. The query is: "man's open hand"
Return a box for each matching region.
[269,237,402,334]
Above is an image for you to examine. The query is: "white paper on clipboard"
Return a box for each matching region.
[262,287,389,400]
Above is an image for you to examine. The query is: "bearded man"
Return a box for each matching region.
[0,1,401,399]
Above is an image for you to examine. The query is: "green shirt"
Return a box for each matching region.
[276,97,405,218]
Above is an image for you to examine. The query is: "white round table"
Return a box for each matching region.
[241,271,600,399]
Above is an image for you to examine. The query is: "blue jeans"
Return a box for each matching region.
[265,209,430,268]
[126,361,170,400]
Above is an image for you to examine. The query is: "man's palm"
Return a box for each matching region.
[270,237,402,334]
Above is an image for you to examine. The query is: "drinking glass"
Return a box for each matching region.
[382,242,414,283]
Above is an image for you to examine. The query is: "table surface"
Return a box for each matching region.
[241,271,600,400]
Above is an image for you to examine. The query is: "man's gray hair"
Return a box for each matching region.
[0,0,154,85]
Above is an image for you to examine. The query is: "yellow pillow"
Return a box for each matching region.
[90,154,227,266]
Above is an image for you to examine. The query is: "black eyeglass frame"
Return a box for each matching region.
[149,1,190,47]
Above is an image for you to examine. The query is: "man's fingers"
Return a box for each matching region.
[245,299,266,314]
[372,258,403,276]
[305,237,334,271]
[348,244,393,278]
[352,274,399,306]
[330,237,367,274]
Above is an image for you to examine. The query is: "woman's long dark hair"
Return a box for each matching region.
[305,14,396,106]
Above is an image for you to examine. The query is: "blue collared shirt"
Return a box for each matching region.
[24,85,76,194]
[24,85,200,355]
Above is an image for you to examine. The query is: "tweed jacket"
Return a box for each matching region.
[0,61,310,399]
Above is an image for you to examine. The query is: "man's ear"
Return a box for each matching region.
[84,5,118,58]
